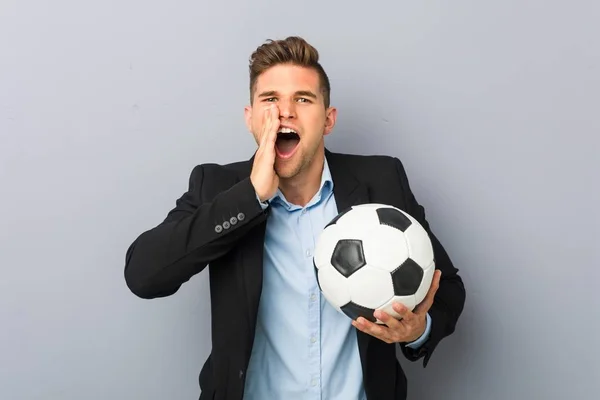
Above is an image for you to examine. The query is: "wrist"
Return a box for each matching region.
[407,316,427,342]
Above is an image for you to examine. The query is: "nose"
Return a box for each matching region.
[278,98,296,119]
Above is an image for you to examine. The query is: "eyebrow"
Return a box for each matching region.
[257,90,318,99]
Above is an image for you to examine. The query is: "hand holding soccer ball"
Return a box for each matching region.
[313,203,439,343]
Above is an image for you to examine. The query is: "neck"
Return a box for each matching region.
[279,148,325,207]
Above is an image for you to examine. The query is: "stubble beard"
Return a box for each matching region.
[275,152,306,179]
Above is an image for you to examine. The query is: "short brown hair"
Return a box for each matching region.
[248,36,331,108]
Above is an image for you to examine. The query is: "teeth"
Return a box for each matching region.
[279,127,297,134]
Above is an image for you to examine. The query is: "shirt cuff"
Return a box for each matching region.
[256,193,269,210]
[405,312,431,349]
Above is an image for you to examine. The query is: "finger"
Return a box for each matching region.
[374,309,404,330]
[414,269,441,314]
[352,317,393,343]
[259,106,272,148]
[267,105,280,144]
[391,302,416,322]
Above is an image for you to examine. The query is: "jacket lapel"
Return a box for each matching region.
[326,149,370,212]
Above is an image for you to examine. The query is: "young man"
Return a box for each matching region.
[124,36,465,400]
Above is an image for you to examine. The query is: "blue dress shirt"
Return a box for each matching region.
[242,157,431,399]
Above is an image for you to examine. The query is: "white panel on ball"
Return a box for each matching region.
[316,264,351,309]
[360,225,410,272]
[352,203,388,210]
[377,295,417,322]
[404,215,435,268]
[346,265,395,309]
[413,261,436,306]
[331,206,379,229]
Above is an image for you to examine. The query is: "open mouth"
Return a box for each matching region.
[275,127,300,159]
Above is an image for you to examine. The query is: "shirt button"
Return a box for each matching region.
[310,336,316,343]
[311,379,317,387]
[305,249,312,257]
[310,293,317,301]
[301,209,307,215]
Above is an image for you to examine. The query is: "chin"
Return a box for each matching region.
[274,164,297,179]
[275,160,302,179]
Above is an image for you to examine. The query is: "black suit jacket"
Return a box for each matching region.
[124,149,465,400]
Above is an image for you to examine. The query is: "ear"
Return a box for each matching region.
[244,105,253,132]
[323,106,337,136]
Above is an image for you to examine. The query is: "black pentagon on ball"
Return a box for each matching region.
[376,207,412,232]
[341,301,377,323]
[331,239,366,278]
[391,258,424,296]
[324,206,352,228]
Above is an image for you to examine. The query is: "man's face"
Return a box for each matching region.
[245,64,337,179]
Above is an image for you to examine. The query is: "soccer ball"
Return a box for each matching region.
[313,203,435,324]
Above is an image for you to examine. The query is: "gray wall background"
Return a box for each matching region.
[1,1,598,399]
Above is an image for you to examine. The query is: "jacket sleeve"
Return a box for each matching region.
[393,157,466,367]
[123,165,269,299]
